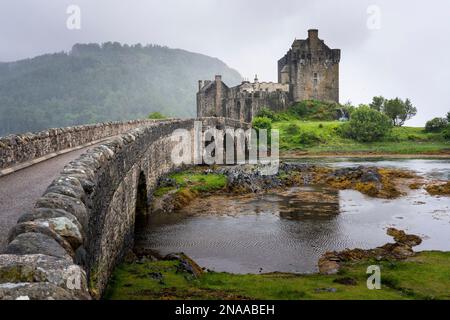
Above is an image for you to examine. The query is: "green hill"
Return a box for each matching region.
[0,43,242,136]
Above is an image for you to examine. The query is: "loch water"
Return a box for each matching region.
[135,159,450,274]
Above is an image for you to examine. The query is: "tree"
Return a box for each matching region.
[339,106,392,142]
[383,98,416,126]
[425,117,448,132]
[400,98,417,126]
[446,111,450,122]
[369,96,385,112]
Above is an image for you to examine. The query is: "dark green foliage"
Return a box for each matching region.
[446,111,450,122]
[339,106,392,142]
[368,96,417,126]
[148,112,167,119]
[252,116,272,145]
[256,107,278,121]
[296,130,322,146]
[252,116,272,131]
[369,96,385,112]
[442,125,450,140]
[287,100,341,121]
[425,117,448,132]
[0,43,242,136]
[286,123,300,135]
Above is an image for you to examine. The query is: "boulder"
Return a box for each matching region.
[7,221,74,257]
[0,254,89,299]
[0,282,81,300]
[4,233,72,261]
[34,194,89,231]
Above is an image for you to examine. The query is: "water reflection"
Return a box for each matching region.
[135,159,450,274]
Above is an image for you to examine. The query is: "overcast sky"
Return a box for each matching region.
[1,0,449,125]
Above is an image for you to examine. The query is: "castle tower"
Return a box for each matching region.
[277,29,340,103]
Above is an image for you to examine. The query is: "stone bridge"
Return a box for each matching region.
[0,117,249,299]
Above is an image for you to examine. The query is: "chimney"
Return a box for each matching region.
[215,75,222,82]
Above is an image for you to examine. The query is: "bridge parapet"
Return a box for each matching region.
[0,117,249,299]
[0,119,169,174]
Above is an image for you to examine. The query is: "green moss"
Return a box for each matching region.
[153,186,176,197]
[153,172,227,198]
[104,251,450,300]
[169,172,226,192]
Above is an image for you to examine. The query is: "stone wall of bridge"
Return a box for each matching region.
[0,117,249,300]
[0,119,165,171]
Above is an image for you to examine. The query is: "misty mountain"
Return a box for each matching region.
[0,43,242,136]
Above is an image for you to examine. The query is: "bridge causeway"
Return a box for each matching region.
[0,117,249,300]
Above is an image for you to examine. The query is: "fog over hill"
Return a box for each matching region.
[0,43,242,136]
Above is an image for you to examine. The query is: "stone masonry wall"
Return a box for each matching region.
[0,117,248,300]
[0,119,166,170]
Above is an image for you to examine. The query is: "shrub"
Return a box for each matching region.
[297,130,322,146]
[252,116,272,145]
[288,100,339,121]
[252,116,272,130]
[286,123,300,135]
[425,117,448,132]
[148,112,167,119]
[256,107,278,121]
[443,124,450,140]
[339,106,392,142]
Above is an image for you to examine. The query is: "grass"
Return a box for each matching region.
[272,120,450,154]
[153,171,227,197]
[104,251,450,300]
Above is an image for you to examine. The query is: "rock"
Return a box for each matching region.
[74,246,87,267]
[123,250,138,263]
[4,233,72,261]
[0,282,84,300]
[318,229,423,273]
[318,259,340,275]
[7,221,75,257]
[387,228,422,247]
[165,253,204,278]
[425,181,450,196]
[360,169,381,183]
[391,244,415,258]
[16,208,84,250]
[333,277,357,286]
[45,184,85,203]
[0,254,89,299]
[158,177,177,188]
[34,193,89,230]
[18,207,81,228]
[148,272,164,283]
[314,287,337,293]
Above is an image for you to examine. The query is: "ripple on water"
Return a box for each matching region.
[136,159,450,274]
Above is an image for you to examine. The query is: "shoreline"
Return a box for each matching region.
[280,151,450,159]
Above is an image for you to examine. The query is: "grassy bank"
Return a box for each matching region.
[273,120,450,155]
[154,171,227,197]
[105,251,450,300]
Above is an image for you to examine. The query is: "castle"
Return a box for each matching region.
[197,29,340,122]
